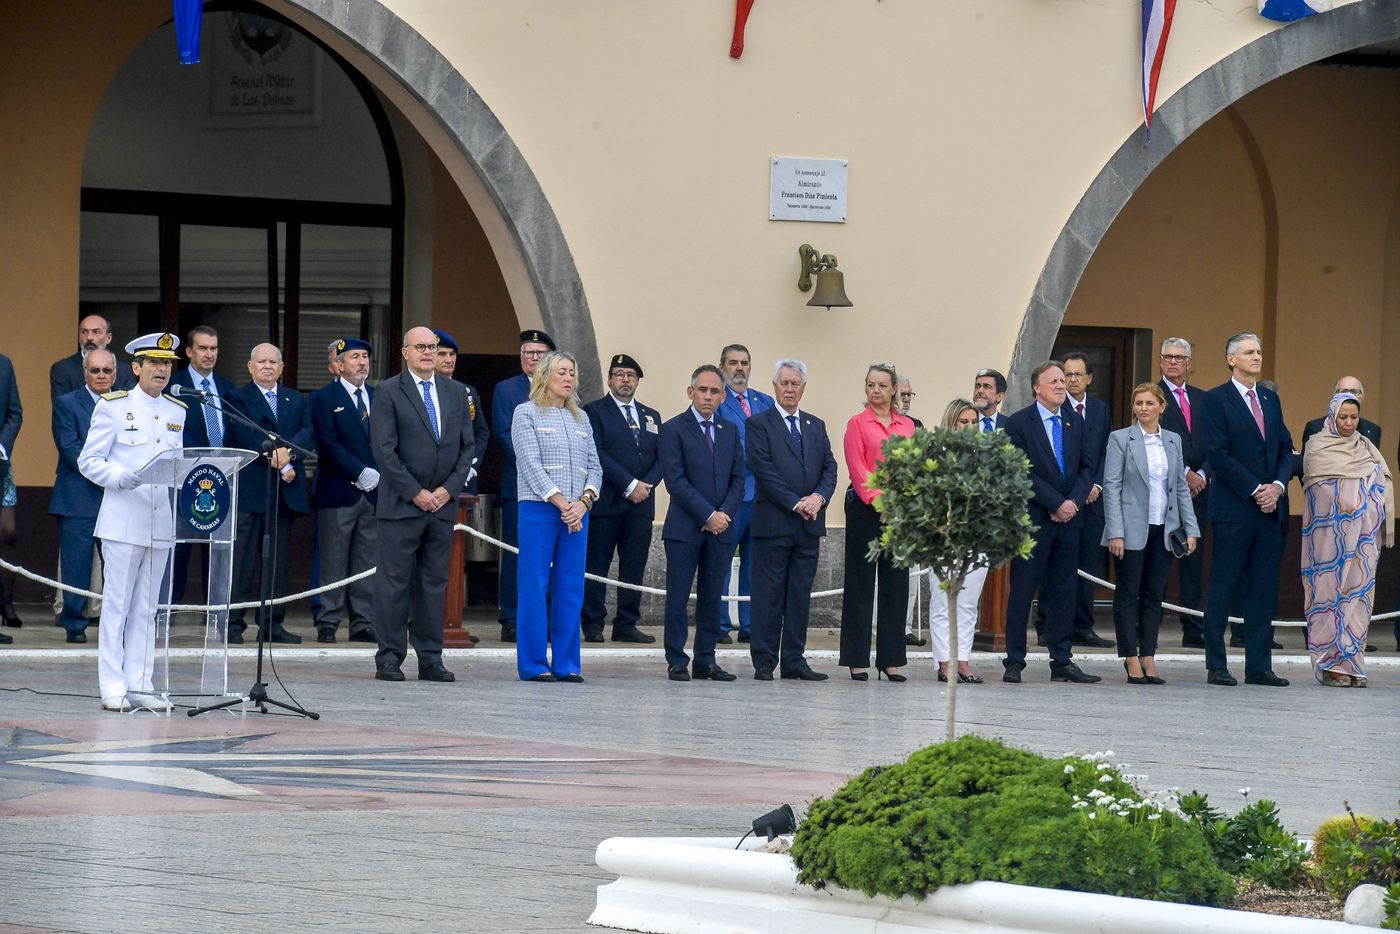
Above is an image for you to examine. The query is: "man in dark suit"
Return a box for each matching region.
[167,325,239,605]
[371,327,476,682]
[716,343,776,644]
[972,368,1010,433]
[50,314,135,400]
[48,349,114,643]
[310,338,379,644]
[1301,376,1381,451]
[1158,337,1212,647]
[746,359,837,682]
[1045,352,1114,648]
[660,365,746,681]
[1199,333,1293,687]
[582,353,662,644]
[1002,360,1101,684]
[226,343,314,645]
[434,330,489,494]
[0,351,21,642]
[490,328,555,642]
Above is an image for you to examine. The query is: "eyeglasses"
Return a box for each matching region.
[898,391,915,400]
[1160,354,1190,363]
[609,371,638,380]
[406,343,440,353]
[87,367,115,374]
[521,349,549,358]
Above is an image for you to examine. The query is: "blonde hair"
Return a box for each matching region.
[528,350,584,419]
[1131,382,1166,406]
[941,398,977,429]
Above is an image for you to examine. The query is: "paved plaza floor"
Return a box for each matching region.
[1,618,1397,933]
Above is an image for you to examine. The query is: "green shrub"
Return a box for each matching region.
[1312,803,1400,899]
[1383,881,1400,930]
[790,736,1234,906]
[1177,791,1308,889]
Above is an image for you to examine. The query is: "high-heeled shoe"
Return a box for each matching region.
[1123,660,1148,685]
[957,671,984,684]
[1144,674,1166,685]
[849,668,869,682]
[877,668,907,683]
[936,668,948,683]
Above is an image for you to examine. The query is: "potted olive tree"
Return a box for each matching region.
[867,426,1034,740]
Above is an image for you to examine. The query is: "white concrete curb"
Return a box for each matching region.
[587,836,1354,933]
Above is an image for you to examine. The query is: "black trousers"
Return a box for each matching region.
[662,536,730,668]
[373,513,453,670]
[231,507,295,631]
[749,531,820,675]
[1173,494,1208,637]
[1203,518,1282,674]
[1112,525,1171,657]
[1006,521,1079,669]
[581,510,652,633]
[1036,507,1104,637]
[838,491,908,669]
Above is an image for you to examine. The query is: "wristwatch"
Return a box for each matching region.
[581,491,596,511]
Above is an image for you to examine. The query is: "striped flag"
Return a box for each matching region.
[1141,0,1178,132]
[1259,0,1333,22]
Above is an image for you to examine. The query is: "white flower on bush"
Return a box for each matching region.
[1099,774,1114,783]
[1064,764,1075,774]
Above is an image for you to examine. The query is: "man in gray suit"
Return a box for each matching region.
[370,326,476,683]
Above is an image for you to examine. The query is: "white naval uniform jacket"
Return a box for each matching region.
[78,388,186,546]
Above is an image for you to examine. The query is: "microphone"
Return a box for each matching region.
[170,384,211,400]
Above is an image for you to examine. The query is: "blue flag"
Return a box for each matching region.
[174,0,203,65]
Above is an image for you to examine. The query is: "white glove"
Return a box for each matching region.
[466,467,478,485]
[355,467,380,492]
[117,469,141,491]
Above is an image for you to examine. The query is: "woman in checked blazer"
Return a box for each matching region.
[1101,382,1199,685]
[511,351,603,684]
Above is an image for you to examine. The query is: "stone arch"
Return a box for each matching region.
[1008,0,1400,407]
[270,0,603,393]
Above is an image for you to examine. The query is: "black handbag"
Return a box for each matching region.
[1168,526,1190,559]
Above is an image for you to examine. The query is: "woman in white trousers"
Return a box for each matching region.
[929,399,986,683]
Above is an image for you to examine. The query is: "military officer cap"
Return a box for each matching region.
[126,332,180,360]
[433,330,459,353]
[608,353,643,379]
[519,329,556,351]
[334,337,372,356]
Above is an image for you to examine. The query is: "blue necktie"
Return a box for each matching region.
[420,380,440,441]
[265,389,278,421]
[982,416,993,433]
[1050,414,1065,474]
[787,414,803,455]
[203,378,222,446]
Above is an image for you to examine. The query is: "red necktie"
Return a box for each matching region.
[737,394,752,418]
[1174,387,1191,432]
[1076,402,1084,418]
[1247,389,1266,438]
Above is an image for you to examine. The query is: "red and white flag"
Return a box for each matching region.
[1141,0,1178,131]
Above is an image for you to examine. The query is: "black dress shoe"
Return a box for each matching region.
[1244,670,1289,687]
[501,624,517,643]
[559,673,584,683]
[375,665,405,682]
[611,626,656,644]
[1035,634,1046,647]
[66,631,87,644]
[668,665,691,681]
[1073,632,1115,648]
[781,667,829,682]
[737,633,751,643]
[1207,668,1237,686]
[583,629,605,644]
[349,629,377,643]
[1181,635,1205,648]
[0,630,11,644]
[1002,668,1022,683]
[527,673,557,682]
[693,664,737,682]
[418,663,456,682]
[753,669,774,681]
[317,628,336,644]
[267,626,302,644]
[1270,640,1283,650]
[3,613,21,628]
[228,628,244,645]
[904,632,928,647]
[716,632,733,645]
[1050,662,1102,684]
[1229,635,1245,648]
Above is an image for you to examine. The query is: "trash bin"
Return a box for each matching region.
[466,493,498,563]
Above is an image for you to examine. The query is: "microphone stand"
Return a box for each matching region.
[187,389,319,719]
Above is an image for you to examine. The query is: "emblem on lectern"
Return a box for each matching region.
[180,465,232,534]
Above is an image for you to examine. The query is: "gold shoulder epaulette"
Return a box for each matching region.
[163,393,187,409]
[100,390,128,401]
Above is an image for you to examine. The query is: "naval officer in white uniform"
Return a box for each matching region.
[78,332,187,712]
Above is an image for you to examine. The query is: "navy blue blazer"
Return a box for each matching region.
[1160,380,1210,476]
[1200,380,1293,527]
[462,382,489,492]
[718,386,775,502]
[48,387,102,518]
[0,353,21,458]
[310,380,376,510]
[745,406,838,538]
[659,410,745,542]
[978,411,1009,432]
[491,372,531,500]
[1004,402,1097,526]
[50,351,136,400]
[584,394,664,518]
[169,367,239,448]
[227,382,314,515]
[1069,396,1111,515]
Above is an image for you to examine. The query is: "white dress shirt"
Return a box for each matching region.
[1140,426,1169,525]
[1230,376,1284,494]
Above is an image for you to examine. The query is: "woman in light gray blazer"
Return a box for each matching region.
[1101,383,1199,685]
